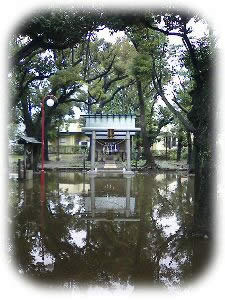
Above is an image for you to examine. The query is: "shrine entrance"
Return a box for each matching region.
[81,114,140,174]
[96,139,126,162]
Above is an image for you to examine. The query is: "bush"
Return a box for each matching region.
[168,150,177,160]
[181,148,188,160]
[73,145,81,154]
[49,145,83,154]
[152,148,188,161]
[9,143,24,155]
[131,159,146,167]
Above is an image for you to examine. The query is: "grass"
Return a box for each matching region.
[9,154,23,164]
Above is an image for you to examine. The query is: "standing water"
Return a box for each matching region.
[8,172,211,292]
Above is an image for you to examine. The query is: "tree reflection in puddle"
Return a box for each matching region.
[9,172,211,292]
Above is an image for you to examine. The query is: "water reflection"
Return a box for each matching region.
[81,175,139,222]
[9,172,210,292]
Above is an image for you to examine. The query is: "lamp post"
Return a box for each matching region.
[40,95,57,205]
[41,95,57,173]
[40,94,56,265]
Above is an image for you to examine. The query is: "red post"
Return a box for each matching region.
[40,95,57,198]
[41,96,45,173]
[40,171,45,203]
[41,96,46,207]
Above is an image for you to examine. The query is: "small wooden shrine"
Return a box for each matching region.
[81,114,141,173]
[17,136,41,178]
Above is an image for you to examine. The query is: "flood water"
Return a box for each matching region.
[9,172,211,293]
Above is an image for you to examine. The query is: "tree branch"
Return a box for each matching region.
[103,74,128,92]
[151,53,195,132]
[99,80,135,108]
[153,79,195,132]
[86,54,116,83]
[171,92,190,114]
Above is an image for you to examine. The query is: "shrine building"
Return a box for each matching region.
[81,114,141,174]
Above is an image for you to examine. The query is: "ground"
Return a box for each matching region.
[9,153,189,172]
[42,154,189,171]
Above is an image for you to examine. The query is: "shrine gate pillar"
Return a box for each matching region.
[126,131,131,171]
[91,130,96,171]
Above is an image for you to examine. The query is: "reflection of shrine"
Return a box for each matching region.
[80,175,140,222]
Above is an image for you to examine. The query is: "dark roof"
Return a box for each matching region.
[18,136,41,144]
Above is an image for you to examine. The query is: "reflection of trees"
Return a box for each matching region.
[9,172,210,290]
[132,175,156,287]
[131,173,209,288]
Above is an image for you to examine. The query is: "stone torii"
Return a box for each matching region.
[81,114,141,174]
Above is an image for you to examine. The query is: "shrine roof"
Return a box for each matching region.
[17,136,41,144]
[82,113,136,118]
[82,113,140,133]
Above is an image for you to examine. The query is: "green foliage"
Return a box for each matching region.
[17,9,103,52]
[130,54,152,80]
[88,83,105,102]
[49,66,82,90]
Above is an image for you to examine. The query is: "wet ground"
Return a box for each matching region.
[8,171,211,293]
[39,156,189,171]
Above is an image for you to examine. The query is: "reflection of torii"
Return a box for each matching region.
[87,175,139,221]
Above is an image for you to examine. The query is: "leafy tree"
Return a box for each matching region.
[121,11,214,235]
[76,38,136,113]
[125,26,175,166]
[10,9,104,67]
[10,34,121,166]
[104,10,214,234]
[9,40,85,166]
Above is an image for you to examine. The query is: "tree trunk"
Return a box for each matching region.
[188,134,197,174]
[32,144,41,171]
[176,136,183,162]
[189,87,213,236]
[186,130,192,165]
[176,129,184,162]
[192,137,212,236]
[136,80,155,167]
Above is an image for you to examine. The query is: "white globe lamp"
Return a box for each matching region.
[46,98,55,107]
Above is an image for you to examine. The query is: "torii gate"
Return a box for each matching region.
[81,114,141,174]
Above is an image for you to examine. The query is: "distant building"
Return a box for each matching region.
[150,123,178,153]
[151,133,177,152]
[49,120,90,154]
[49,119,179,158]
